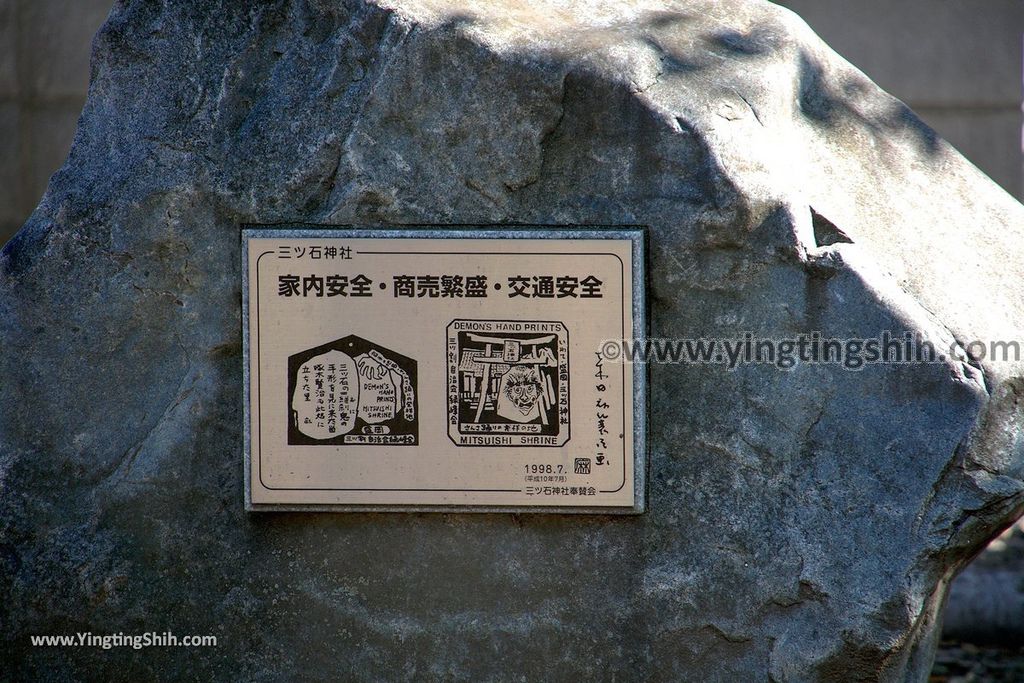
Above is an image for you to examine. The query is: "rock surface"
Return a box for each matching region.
[2,1,1024,680]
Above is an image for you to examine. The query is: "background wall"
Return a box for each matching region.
[0,0,1021,245]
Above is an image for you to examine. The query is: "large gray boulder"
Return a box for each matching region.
[2,1,1023,680]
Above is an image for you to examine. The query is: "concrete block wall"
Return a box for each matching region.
[0,0,111,244]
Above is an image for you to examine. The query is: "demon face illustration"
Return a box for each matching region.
[498,366,544,422]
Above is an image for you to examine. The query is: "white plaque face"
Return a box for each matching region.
[242,227,646,512]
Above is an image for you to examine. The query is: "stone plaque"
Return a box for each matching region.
[243,226,646,512]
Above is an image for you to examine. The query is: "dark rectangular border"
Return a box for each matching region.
[242,224,648,514]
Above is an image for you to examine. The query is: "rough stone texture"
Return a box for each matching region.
[2,1,1023,681]
[909,107,1022,203]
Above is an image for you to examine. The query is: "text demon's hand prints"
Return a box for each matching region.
[446,320,569,447]
[243,228,645,512]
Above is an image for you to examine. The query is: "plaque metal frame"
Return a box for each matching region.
[242,225,648,513]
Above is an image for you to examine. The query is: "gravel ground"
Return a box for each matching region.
[931,644,1024,682]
